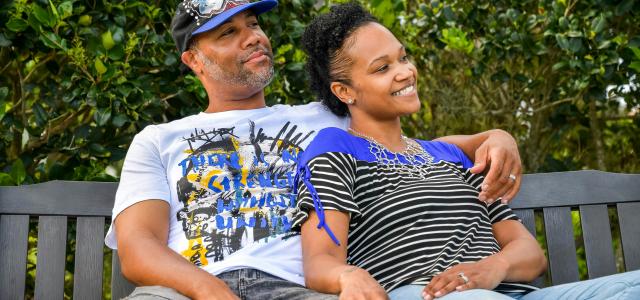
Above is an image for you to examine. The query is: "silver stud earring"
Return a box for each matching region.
[346,99,355,105]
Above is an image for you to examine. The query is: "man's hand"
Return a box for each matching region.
[469,129,521,204]
[422,257,508,299]
[338,267,388,300]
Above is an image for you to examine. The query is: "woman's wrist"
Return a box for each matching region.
[338,265,361,286]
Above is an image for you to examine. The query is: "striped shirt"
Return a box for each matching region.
[292,127,536,293]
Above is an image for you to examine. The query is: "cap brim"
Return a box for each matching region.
[193,0,278,35]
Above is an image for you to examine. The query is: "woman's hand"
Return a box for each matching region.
[338,267,388,300]
[422,257,508,299]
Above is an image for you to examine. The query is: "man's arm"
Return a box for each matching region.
[115,200,239,300]
[436,129,522,203]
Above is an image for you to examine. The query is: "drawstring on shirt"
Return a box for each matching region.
[297,165,341,246]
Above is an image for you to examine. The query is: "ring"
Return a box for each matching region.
[457,272,469,284]
[508,174,517,181]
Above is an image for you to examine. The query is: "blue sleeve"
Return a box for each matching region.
[418,140,474,168]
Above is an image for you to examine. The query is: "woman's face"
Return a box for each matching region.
[339,22,420,120]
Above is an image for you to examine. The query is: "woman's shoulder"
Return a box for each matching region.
[415,139,474,168]
[299,127,361,166]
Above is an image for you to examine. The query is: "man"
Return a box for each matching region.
[105,1,522,299]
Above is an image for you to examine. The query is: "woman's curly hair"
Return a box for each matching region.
[301,2,378,116]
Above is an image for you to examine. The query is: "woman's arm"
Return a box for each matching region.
[423,220,546,299]
[301,210,387,299]
[437,129,522,203]
[492,219,548,282]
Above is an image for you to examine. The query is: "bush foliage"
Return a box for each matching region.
[1,0,638,187]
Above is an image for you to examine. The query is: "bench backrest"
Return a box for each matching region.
[1,170,639,299]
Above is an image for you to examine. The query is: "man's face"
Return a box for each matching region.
[190,10,274,92]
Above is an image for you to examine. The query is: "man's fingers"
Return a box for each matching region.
[502,173,522,203]
[470,146,489,174]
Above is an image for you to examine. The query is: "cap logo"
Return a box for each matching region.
[182,0,249,25]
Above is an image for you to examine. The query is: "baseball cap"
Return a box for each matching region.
[171,0,278,54]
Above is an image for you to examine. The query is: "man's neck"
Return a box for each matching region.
[203,90,267,113]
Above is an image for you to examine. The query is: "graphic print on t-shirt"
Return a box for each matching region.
[175,121,313,266]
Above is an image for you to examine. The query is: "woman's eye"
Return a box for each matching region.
[400,55,409,62]
[376,65,388,72]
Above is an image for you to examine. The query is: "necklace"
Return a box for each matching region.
[348,128,433,178]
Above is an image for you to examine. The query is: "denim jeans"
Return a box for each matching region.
[388,270,640,300]
[125,268,337,300]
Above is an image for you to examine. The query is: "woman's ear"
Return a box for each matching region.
[330,82,355,105]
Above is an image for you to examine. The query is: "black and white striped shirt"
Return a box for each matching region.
[292,127,536,293]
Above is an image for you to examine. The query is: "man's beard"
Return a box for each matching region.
[196,47,274,90]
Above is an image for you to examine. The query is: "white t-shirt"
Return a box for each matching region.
[105,102,348,285]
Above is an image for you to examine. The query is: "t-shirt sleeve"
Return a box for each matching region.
[104,126,171,249]
[291,152,359,229]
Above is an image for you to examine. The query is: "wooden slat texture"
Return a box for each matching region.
[0,215,29,300]
[0,181,117,216]
[512,171,640,209]
[34,216,67,300]
[73,217,105,300]
[579,205,617,278]
[543,207,580,285]
[617,202,640,271]
[111,250,136,299]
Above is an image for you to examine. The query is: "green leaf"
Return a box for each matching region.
[591,15,606,33]
[94,107,112,126]
[0,173,14,186]
[629,61,640,73]
[0,87,8,101]
[630,47,640,60]
[40,32,66,50]
[102,30,116,50]
[94,58,107,75]
[615,0,634,16]
[32,4,53,28]
[6,18,29,32]
[0,33,11,47]
[552,61,567,71]
[10,159,26,185]
[58,1,74,20]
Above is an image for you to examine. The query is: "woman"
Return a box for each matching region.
[292,3,640,300]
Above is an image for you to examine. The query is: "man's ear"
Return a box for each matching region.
[181,50,201,74]
[330,81,354,104]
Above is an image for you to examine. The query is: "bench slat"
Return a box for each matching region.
[111,250,136,299]
[543,207,580,285]
[513,209,536,236]
[617,202,640,271]
[34,216,67,300]
[513,209,546,287]
[73,217,105,300]
[0,215,29,300]
[580,204,617,278]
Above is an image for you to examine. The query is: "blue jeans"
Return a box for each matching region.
[125,268,337,300]
[388,270,640,300]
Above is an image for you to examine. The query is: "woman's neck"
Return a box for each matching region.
[348,117,405,152]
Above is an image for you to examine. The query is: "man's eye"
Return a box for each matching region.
[250,21,259,28]
[400,55,409,62]
[221,29,234,36]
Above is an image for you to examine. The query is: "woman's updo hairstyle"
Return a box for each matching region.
[301,2,377,116]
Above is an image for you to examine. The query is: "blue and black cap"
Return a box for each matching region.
[171,0,278,54]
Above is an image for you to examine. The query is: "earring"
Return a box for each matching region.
[346,99,355,105]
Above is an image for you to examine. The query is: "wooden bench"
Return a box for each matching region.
[1,170,639,299]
